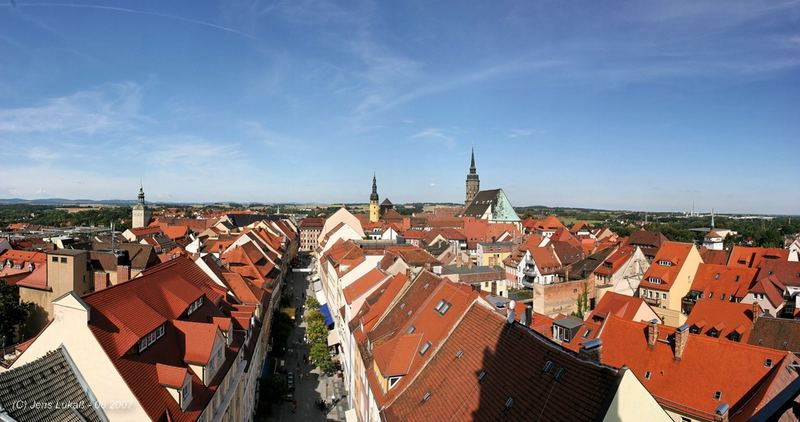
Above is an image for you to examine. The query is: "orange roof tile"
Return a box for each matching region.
[598,316,789,419]
[686,300,758,342]
[689,264,758,299]
[640,241,695,292]
[728,246,789,270]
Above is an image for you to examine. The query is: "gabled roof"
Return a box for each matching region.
[299,217,325,229]
[80,256,245,421]
[689,264,759,299]
[598,315,790,420]
[0,347,103,422]
[626,230,668,249]
[686,300,758,342]
[594,245,636,277]
[748,275,786,307]
[529,245,562,274]
[758,260,800,287]
[588,292,654,322]
[172,320,220,365]
[382,300,631,421]
[728,246,789,269]
[462,189,501,217]
[343,267,388,304]
[748,316,800,352]
[640,241,696,291]
[699,247,730,265]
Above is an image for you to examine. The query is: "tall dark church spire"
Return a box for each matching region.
[465,148,480,205]
[370,173,379,201]
[369,173,379,223]
[470,147,476,174]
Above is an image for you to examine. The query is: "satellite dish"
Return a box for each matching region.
[508,300,516,310]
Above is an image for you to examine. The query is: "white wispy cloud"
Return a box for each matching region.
[409,128,456,147]
[507,128,538,139]
[0,81,147,135]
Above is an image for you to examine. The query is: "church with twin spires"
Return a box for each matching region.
[367,149,520,226]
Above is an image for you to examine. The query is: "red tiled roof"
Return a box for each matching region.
[156,363,188,389]
[699,247,730,265]
[588,292,653,322]
[728,246,789,270]
[373,334,423,377]
[758,260,800,287]
[161,225,189,240]
[529,245,562,274]
[748,275,786,307]
[81,256,241,421]
[594,245,635,277]
[598,315,789,419]
[173,320,220,364]
[640,241,695,292]
[689,264,758,300]
[383,300,629,421]
[343,267,388,304]
[686,300,758,342]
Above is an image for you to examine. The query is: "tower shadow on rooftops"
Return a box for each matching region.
[466,303,631,422]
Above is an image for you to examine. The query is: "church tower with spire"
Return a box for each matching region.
[465,148,480,205]
[369,173,380,223]
[132,183,152,228]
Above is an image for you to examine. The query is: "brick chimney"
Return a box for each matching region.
[647,319,659,348]
[674,323,689,361]
[93,272,109,292]
[752,302,761,322]
[580,338,602,362]
[714,403,729,422]
[117,264,131,284]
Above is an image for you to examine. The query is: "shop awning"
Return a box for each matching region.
[320,304,334,326]
[327,329,340,346]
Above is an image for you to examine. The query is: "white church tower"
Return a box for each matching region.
[132,184,152,228]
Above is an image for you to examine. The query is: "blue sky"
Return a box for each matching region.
[0,1,798,214]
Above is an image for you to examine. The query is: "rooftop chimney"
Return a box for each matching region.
[674,323,689,361]
[714,403,729,422]
[580,338,602,362]
[647,319,659,348]
[522,305,532,327]
[752,302,761,323]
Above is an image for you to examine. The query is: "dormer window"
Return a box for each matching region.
[648,277,662,284]
[180,378,192,410]
[187,296,204,315]
[388,376,401,389]
[138,324,166,353]
[658,260,672,267]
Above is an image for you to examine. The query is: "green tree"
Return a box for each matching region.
[0,279,30,345]
[572,284,590,319]
[310,342,334,374]
[305,296,320,311]
[307,317,327,345]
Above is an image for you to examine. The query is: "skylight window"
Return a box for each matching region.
[419,341,432,355]
[543,361,554,373]
[434,299,452,315]
[406,325,416,334]
[644,371,651,380]
[422,391,431,402]
[504,397,514,411]
[713,391,722,401]
[554,367,565,381]
[582,329,592,338]
[765,359,773,368]
[477,370,486,382]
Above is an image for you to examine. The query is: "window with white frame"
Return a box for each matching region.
[648,277,662,284]
[187,295,204,315]
[138,323,166,353]
[658,260,672,267]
